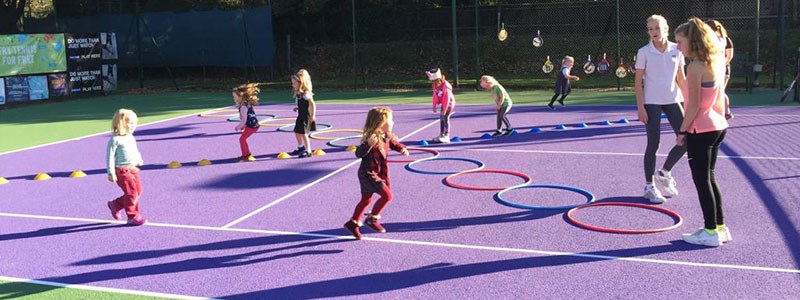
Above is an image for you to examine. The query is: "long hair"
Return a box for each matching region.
[675,17,723,72]
[232,83,260,106]
[361,107,393,145]
[111,108,137,136]
[480,75,508,99]
[705,19,728,39]
[431,75,447,90]
[292,69,314,96]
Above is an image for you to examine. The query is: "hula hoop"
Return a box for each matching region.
[566,202,683,234]
[444,169,532,191]
[405,157,485,175]
[277,123,333,132]
[226,114,277,122]
[387,147,440,163]
[494,184,595,210]
[258,117,297,127]
[327,135,364,148]
[309,129,364,141]
[198,109,238,118]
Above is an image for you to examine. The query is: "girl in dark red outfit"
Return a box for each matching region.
[344,107,409,240]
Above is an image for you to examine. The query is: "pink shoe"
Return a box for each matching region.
[343,220,362,240]
[127,216,147,226]
[107,201,122,220]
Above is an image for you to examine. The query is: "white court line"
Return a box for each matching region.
[429,146,800,161]
[0,275,219,300]
[0,107,231,157]
[221,119,441,228]
[1,212,798,275]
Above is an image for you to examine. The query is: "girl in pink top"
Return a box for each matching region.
[674,17,730,247]
[426,68,455,143]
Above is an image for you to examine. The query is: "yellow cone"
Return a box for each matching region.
[346,145,357,152]
[167,161,182,169]
[0,177,8,185]
[34,173,52,181]
[312,149,326,156]
[197,159,212,166]
[277,152,291,159]
[69,170,87,178]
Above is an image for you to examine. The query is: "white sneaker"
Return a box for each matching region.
[439,135,450,143]
[717,225,733,243]
[644,185,667,204]
[655,169,679,197]
[682,228,723,247]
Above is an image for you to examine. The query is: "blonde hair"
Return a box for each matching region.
[232,83,260,106]
[675,17,723,72]
[562,56,575,66]
[361,107,393,145]
[432,75,447,89]
[647,15,670,36]
[705,19,728,39]
[292,69,314,96]
[111,108,138,136]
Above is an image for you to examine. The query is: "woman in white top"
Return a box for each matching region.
[634,15,688,204]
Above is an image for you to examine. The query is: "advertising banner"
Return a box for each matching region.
[5,76,30,102]
[0,78,5,105]
[28,75,49,100]
[68,66,102,94]
[48,73,68,97]
[0,34,67,76]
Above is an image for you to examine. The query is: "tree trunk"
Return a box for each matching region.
[0,0,28,34]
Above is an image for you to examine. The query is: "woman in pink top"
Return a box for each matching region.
[674,17,730,247]
[426,68,455,143]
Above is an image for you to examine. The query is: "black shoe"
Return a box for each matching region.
[289,147,305,156]
[547,103,555,110]
[298,150,311,158]
[558,99,565,107]
[491,130,504,137]
[502,129,514,136]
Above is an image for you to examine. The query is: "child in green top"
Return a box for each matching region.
[480,75,513,136]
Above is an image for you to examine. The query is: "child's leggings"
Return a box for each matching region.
[110,167,143,219]
[351,185,393,221]
[239,126,259,156]
[687,129,726,230]
[440,107,453,136]
[549,92,568,105]
[496,106,511,131]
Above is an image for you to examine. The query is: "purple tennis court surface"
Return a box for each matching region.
[2,103,799,299]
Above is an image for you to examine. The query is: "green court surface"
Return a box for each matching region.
[0,279,177,300]
[0,89,793,153]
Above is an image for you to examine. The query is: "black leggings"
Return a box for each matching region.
[549,92,568,105]
[686,129,727,230]
[496,106,511,131]
[643,103,686,182]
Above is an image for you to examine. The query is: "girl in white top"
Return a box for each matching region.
[634,15,688,204]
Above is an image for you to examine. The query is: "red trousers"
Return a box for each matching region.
[110,167,143,219]
[351,185,393,221]
[239,126,259,157]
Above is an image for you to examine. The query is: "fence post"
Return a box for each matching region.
[451,0,459,88]
[351,0,357,89]
[475,0,480,88]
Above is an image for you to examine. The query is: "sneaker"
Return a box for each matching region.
[343,220,362,240]
[644,185,667,204]
[491,130,504,137]
[547,103,555,110]
[289,147,305,156]
[107,201,121,220]
[682,228,722,247]
[717,224,733,243]
[127,216,147,226]
[364,214,386,233]
[439,135,450,143]
[298,150,311,158]
[502,129,514,136]
[558,99,565,107]
[655,169,679,197]
[235,154,256,163]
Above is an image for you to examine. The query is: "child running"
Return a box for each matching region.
[548,56,580,110]
[290,69,316,158]
[426,68,455,143]
[344,107,409,240]
[480,75,514,136]
[106,109,146,226]
[232,83,261,162]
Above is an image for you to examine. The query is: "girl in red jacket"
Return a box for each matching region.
[344,107,409,240]
[426,68,455,143]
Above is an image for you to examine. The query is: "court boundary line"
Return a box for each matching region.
[429,146,800,161]
[221,119,441,228]
[0,107,232,157]
[0,275,219,300]
[2,212,798,275]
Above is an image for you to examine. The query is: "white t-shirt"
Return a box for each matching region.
[635,41,685,105]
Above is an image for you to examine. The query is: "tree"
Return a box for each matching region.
[0,0,28,33]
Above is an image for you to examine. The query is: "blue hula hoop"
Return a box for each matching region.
[327,135,363,148]
[494,184,595,210]
[405,157,485,175]
[278,123,333,133]
[227,114,277,122]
